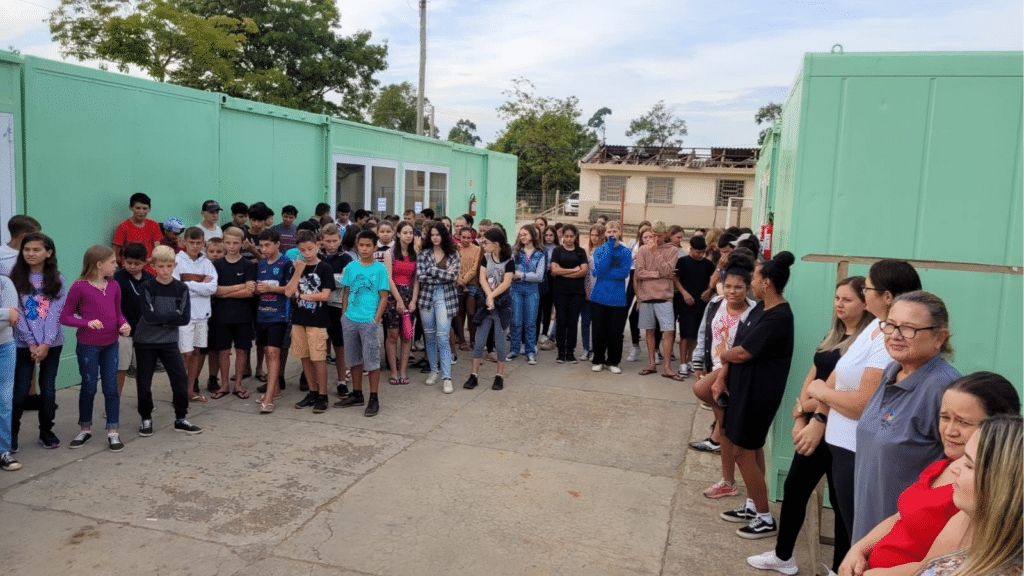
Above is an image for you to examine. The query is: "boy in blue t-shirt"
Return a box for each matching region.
[254,229,294,413]
[334,230,389,417]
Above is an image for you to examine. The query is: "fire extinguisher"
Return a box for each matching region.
[760,221,773,260]
[468,194,477,217]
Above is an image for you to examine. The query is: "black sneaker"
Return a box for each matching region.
[556,356,565,364]
[299,373,309,392]
[737,516,778,539]
[463,374,478,389]
[39,432,60,449]
[451,354,458,365]
[566,354,578,364]
[174,419,203,434]
[278,376,287,390]
[69,431,92,449]
[326,353,335,365]
[192,378,200,394]
[337,382,349,397]
[256,382,268,393]
[688,437,721,453]
[335,393,365,408]
[720,505,757,523]
[207,375,220,393]
[294,392,316,409]
[312,395,328,414]
[364,396,379,417]
[0,451,20,471]
[139,419,154,437]
[492,375,504,390]
[107,433,124,452]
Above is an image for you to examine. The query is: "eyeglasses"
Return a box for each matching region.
[880,321,939,339]
[862,286,886,295]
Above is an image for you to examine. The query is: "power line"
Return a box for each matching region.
[11,0,53,11]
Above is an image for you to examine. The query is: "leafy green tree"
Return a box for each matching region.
[626,100,687,148]
[489,78,596,198]
[447,119,481,146]
[755,102,783,145]
[587,107,612,142]
[49,0,388,119]
[369,82,437,136]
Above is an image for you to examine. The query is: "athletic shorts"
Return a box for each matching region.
[291,325,328,361]
[639,301,675,331]
[255,322,288,348]
[675,304,705,339]
[117,335,135,371]
[178,319,209,353]
[342,315,381,371]
[212,322,253,351]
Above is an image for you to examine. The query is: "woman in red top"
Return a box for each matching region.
[838,372,1020,576]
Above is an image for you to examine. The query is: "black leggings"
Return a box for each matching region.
[537,285,553,338]
[626,271,640,346]
[830,444,857,546]
[776,440,849,572]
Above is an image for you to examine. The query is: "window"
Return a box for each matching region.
[404,169,426,213]
[646,177,674,204]
[716,180,745,207]
[600,176,627,202]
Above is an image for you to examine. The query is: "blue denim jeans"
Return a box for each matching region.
[76,342,120,430]
[13,344,62,441]
[420,286,453,379]
[580,300,592,352]
[0,341,16,453]
[509,284,539,357]
[473,309,508,362]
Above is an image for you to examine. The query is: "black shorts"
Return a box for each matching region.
[326,306,344,346]
[255,322,288,348]
[212,322,254,351]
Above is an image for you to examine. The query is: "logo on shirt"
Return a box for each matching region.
[298,272,322,310]
[882,409,896,425]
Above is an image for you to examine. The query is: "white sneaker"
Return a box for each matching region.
[608,365,622,374]
[678,364,690,377]
[538,334,549,344]
[655,351,663,363]
[591,364,604,372]
[442,379,454,394]
[626,346,641,362]
[425,372,439,385]
[746,551,798,575]
[527,354,537,365]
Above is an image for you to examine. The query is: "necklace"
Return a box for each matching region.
[90,280,107,295]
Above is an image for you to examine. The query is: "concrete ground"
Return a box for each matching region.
[0,346,835,576]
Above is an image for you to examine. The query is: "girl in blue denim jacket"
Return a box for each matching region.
[508,224,546,364]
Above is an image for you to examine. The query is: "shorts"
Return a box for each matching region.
[342,315,381,371]
[291,325,328,361]
[639,301,675,331]
[384,284,414,329]
[255,322,288,348]
[212,322,254,351]
[674,300,706,339]
[118,335,135,371]
[326,306,344,345]
[178,319,209,353]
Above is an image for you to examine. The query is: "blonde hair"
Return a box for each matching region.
[222,226,244,240]
[320,223,340,237]
[79,245,114,281]
[954,415,1023,575]
[589,223,606,254]
[151,245,176,263]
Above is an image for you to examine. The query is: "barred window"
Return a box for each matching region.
[600,176,627,202]
[716,180,745,207]
[646,177,674,204]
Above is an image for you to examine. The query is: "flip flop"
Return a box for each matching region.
[189,393,209,403]
[389,377,400,386]
[254,374,268,383]
[399,377,410,385]
[210,390,228,399]
[232,389,250,400]
[638,367,658,376]
[662,373,685,381]
[259,402,274,414]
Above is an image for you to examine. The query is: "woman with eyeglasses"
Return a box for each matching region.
[852,290,960,543]
[800,260,921,545]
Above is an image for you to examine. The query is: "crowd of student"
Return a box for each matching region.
[0,193,1019,575]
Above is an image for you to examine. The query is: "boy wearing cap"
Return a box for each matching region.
[174,227,218,400]
[198,200,223,241]
[160,218,185,254]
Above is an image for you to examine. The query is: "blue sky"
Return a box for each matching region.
[4,0,1022,147]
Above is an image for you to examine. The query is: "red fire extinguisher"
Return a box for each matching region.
[468,194,477,217]
[760,221,773,260]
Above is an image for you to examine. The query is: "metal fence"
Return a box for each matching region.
[515,189,570,219]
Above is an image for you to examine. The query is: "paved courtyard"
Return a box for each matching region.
[0,350,834,575]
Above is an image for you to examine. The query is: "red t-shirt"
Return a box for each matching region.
[869,459,958,568]
[113,218,162,259]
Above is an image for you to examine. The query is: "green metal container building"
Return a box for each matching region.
[753,50,1023,499]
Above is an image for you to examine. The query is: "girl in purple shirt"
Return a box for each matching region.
[60,246,130,452]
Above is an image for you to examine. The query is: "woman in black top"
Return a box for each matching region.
[712,251,796,539]
[549,224,589,363]
[747,276,873,574]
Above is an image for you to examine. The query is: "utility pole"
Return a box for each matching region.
[416,0,426,136]
[429,105,435,138]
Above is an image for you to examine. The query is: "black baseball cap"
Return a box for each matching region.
[202,200,222,213]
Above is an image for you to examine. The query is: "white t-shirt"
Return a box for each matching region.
[198,224,223,242]
[825,319,893,452]
[0,244,18,276]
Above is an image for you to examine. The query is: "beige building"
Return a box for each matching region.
[578,145,759,229]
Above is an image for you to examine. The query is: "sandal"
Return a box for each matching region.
[259,402,274,414]
[459,343,472,352]
[638,367,658,376]
[661,372,685,381]
[232,389,250,400]
[210,390,228,400]
[389,377,400,386]
[399,377,410,385]
[189,393,209,403]
[254,374,268,383]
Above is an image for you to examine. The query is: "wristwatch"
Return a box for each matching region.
[812,412,828,424]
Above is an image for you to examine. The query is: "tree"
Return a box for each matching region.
[49,0,388,120]
[586,107,612,143]
[368,82,437,137]
[755,102,783,145]
[447,119,481,146]
[489,78,596,198]
[626,100,687,148]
